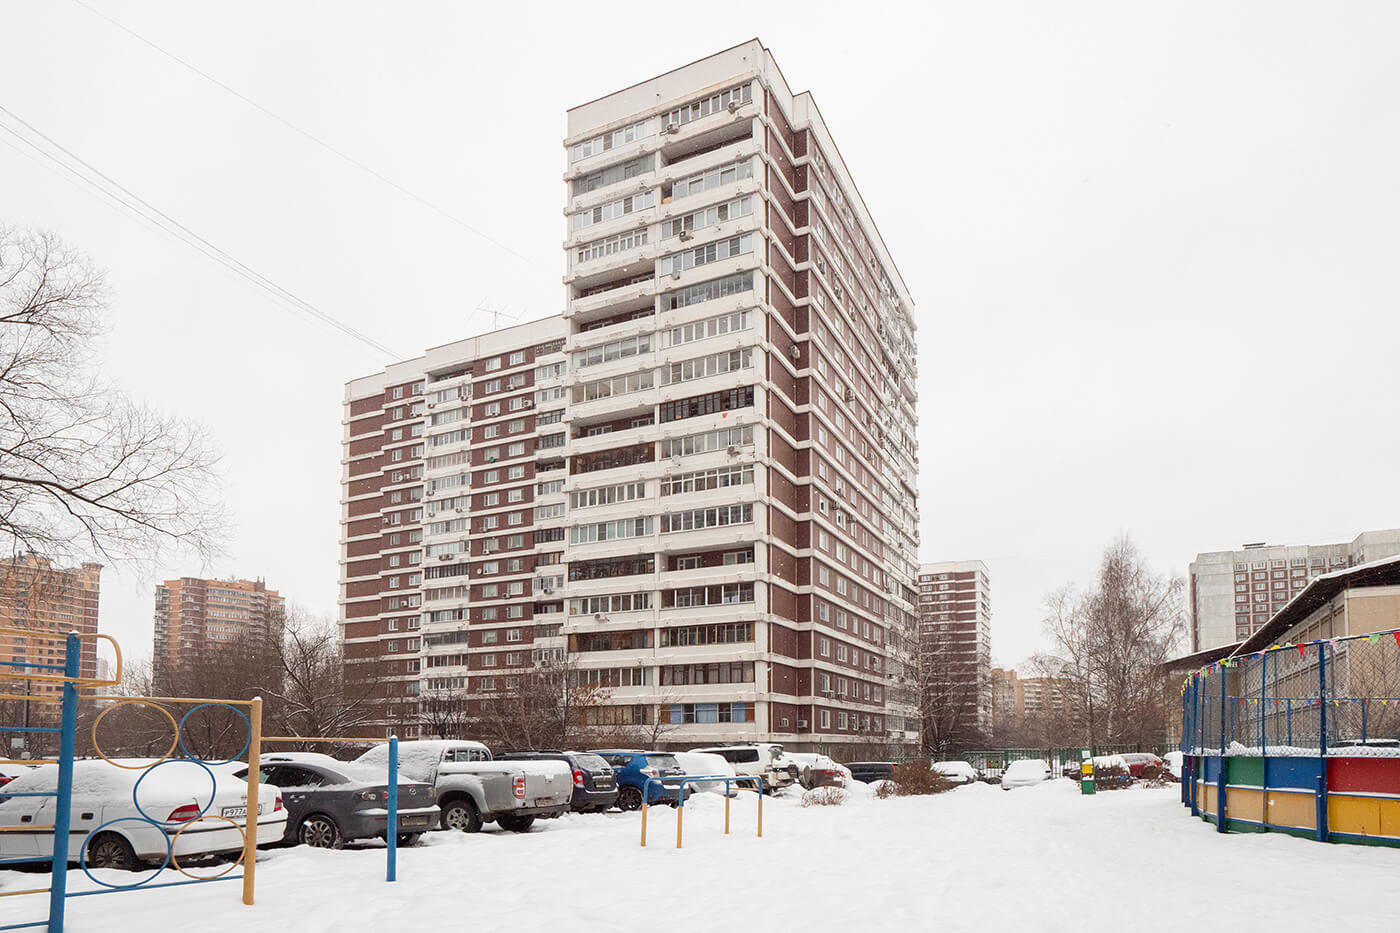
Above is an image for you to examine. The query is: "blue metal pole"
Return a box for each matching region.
[386,735,398,883]
[1287,699,1292,747]
[1217,666,1227,833]
[47,632,80,933]
[1189,677,1200,816]
[1316,644,1329,842]
[1362,698,1368,744]
[1259,652,1267,758]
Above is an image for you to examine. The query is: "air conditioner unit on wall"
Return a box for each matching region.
[797,719,808,729]
[665,123,680,134]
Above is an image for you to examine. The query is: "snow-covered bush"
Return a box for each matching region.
[801,786,849,807]
[873,765,955,798]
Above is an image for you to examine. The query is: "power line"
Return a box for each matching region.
[69,0,535,270]
[0,104,403,358]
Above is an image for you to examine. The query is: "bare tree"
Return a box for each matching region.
[917,624,989,757]
[264,607,379,744]
[1037,536,1185,747]
[417,687,474,740]
[473,654,625,751]
[0,227,224,566]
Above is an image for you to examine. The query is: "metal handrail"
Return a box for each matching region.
[639,774,765,848]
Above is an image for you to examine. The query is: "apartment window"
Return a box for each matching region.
[657,387,754,424]
[571,153,656,197]
[662,157,754,203]
[569,190,656,233]
[572,334,652,369]
[658,233,755,278]
[509,351,526,366]
[662,271,755,312]
[820,709,831,729]
[507,628,522,642]
[660,197,753,241]
[660,308,753,348]
[484,357,502,372]
[660,348,754,385]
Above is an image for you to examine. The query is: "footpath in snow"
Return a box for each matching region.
[3,779,1398,932]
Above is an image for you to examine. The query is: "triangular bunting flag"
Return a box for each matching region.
[1297,643,1306,658]
[1393,630,1400,651]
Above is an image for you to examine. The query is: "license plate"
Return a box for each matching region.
[401,816,429,827]
[220,804,262,818]
[535,797,553,807]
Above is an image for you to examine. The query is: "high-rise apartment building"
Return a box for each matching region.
[0,555,101,721]
[342,321,568,737]
[1188,529,1400,652]
[340,40,922,752]
[917,561,991,738]
[152,577,285,686]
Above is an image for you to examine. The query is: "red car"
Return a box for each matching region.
[1118,753,1165,778]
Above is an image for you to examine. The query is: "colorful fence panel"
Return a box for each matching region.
[1180,627,1400,848]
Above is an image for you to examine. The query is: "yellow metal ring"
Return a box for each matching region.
[91,699,178,769]
[170,814,246,880]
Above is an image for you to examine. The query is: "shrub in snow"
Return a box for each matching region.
[801,786,848,807]
[873,765,955,798]
[1092,764,1131,790]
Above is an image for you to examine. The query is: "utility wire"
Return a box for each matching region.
[0,104,403,358]
[69,0,534,268]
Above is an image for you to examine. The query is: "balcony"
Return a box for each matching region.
[568,274,657,323]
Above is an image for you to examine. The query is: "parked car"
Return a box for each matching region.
[1163,751,1184,780]
[593,750,689,810]
[497,751,618,813]
[0,758,286,870]
[845,761,897,784]
[235,753,438,848]
[931,760,980,785]
[784,752,847,789]
[672,751,739,796]
[1000,758,1053,790]
[1090,755,1134,787]
[1117,753,1166,779]
[689,744,799,792]
[357,740,571,833]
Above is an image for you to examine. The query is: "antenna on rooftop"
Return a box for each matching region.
[471,297,521,332]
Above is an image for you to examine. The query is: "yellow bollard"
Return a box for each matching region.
[676,802,684,849]
[242,696,262,906]
[640,801,648,847]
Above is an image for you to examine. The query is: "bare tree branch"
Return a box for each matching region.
[0,226,226,568]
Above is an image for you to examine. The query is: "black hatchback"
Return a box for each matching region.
[497,751,618,813]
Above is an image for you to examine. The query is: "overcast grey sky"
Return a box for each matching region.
[3,1,1398,671]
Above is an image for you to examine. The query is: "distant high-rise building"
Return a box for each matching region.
[917,561,991,738]
[340,40,924,751]
[0,555,101,715]
[1188,529,1400,652]
[152,577,285,687]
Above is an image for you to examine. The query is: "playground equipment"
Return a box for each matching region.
[0,630,401,933]
[638,775,765,849]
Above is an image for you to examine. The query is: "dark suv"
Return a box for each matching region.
[845,761,897,784]
[497,751,618,813]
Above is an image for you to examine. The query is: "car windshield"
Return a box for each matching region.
[646,754,680,771]
[572,754,609,770]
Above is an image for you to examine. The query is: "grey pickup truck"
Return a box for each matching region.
[357,740,572,833]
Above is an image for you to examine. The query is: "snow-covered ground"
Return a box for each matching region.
[5,779,1399,931]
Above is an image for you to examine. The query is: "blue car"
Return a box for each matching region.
[593,750,688,811]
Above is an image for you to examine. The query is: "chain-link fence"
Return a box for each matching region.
[1181,629,1400,756]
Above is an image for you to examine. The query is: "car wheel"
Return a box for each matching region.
[442,798,483,833]
[395,833,422,847]
[616,786,643,811]
[298,814,344,849]
[497,815,535,833]
[88,831,140,871]
[800,767,814,790]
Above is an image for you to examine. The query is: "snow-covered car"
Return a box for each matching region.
[236,753,438,848]
[689,744,798,791]
[932,761,980,784]
[1000,759,1053,790]
[1090,755,1134,787]
[1163,751,1184,780]
[358,740,571,833]
[784,752,847,789]
[0,758,286,870]
[672,751,739,796]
